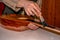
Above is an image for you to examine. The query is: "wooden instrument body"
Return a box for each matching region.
[0,14,60,35]
[0,14,32,31]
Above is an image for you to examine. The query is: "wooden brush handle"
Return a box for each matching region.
[31,22,60,35]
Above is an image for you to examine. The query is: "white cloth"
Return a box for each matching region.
[0,26,60,40]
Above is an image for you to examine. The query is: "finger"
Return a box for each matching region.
[32,8,42,20]
[27,23,39,30]
[25,8,31,16]
[31,3,41,13]
[30,8,39,17]
[27,8,35,16]
[34,3,41,11]
[31,3,42,16]
[25,8,34,16]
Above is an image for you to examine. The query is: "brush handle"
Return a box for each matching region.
[31,22,60,35]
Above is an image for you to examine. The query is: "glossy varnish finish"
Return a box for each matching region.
[42,0,60,28]
[55,0,60,27]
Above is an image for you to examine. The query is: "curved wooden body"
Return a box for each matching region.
[0,14,32,31]
[0,14,60,35]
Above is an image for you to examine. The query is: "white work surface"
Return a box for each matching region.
[0,27,60,40]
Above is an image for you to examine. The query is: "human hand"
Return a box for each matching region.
[17,1,41,18]
[27,22,39,30]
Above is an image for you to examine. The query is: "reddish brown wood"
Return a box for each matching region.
[42,0,60,28]
[55,0,60,27]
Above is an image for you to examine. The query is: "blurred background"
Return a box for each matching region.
[42,0,60,30]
